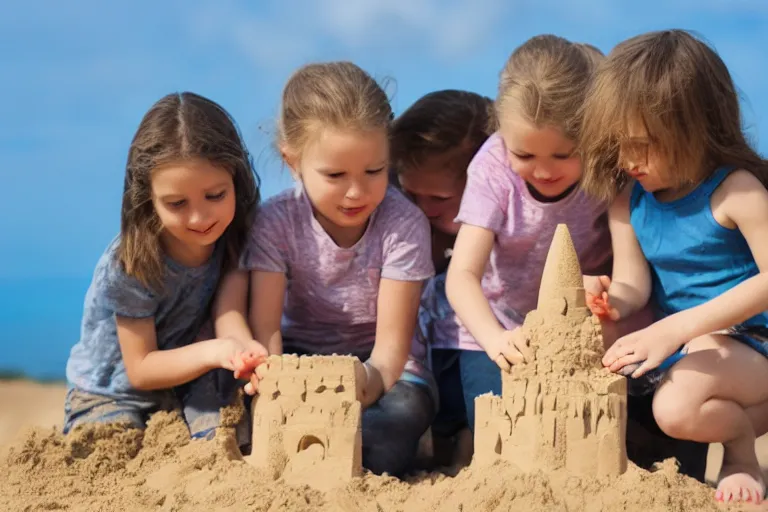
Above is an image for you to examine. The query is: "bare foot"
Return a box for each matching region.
[716,438,765,504]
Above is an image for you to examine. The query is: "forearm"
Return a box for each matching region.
[446,268,504,350]
[369,339,409,393]
[608,281,649,320]
[678,272,768,339]
[213,270,252,342]
[248,313,283,355]
[128,339,218,391]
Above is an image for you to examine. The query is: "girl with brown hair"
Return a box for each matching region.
[64,92,263,448]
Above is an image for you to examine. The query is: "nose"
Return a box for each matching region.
[187,207,211,230]
[532,166,553,180]
[346,180,366,200]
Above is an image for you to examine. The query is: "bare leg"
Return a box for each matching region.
[651,334,768,503]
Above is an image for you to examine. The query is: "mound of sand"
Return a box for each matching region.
[1,399,749,512]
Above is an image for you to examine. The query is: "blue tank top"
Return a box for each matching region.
[629,167,768,328]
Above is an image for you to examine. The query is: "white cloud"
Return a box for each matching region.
[181,0,507,70]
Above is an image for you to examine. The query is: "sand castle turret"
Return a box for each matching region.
[474,224,628,477]
[247,354,363,490]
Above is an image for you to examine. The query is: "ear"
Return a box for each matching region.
[280,144,299,172]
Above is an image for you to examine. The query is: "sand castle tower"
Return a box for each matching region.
[474,224,628,477]
[247,354,363,490]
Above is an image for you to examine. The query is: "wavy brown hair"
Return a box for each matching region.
[390,89,493,180]
[494,35,603,139]
[580,29,768,202]
[120,92,260,291]
[277,61,393,159]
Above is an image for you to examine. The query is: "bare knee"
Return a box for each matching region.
[652,388,699,440]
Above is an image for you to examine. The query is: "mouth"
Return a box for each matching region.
[189,222,217,235]
[625,170,648,180]
[533,177,562,185]
[339,205,367,217]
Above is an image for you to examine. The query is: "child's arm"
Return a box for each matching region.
[605,171,768,377]
[599,185,653,320]
[366,278,423,406]
[117,317,259,391]
[446,224,532,368]
[248,270,286,357]
[213,269,256,343]
[673,170,768,335]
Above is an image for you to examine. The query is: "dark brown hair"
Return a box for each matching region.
[495,35,603,139]
[278,61,393,159]
[580,29,768,201]
[390,89,493,179]
[120,92,260,291]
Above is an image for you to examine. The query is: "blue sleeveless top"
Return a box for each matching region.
[629,167,768,328]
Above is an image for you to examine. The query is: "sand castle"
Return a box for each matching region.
[246,354,364,490]
[474,224,628,477]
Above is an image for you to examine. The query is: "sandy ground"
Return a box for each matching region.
[2,379,768,483]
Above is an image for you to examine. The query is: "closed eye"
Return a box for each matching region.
[552,153,573,160]
[206,190,227,201]
[511,152,533,160]
[166,199,186,208]
[366,166,386,175]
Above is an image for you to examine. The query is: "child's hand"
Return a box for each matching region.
[214,337,267,374]
[602,317,687,378]
[486,328,533,372]
[585,275,620,321]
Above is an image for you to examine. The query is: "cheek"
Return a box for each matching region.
[509,157,535,177]
[155,208,184,231]
[558,159,582,181]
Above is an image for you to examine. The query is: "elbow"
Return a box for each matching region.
[126,371,152,391]
[445,266,461,307]
[125,365,157,391]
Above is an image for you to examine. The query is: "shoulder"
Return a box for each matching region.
[91,237,158,314]
[253,188,303,231]
[713,169,768,228]
[377,186,429,227]
[468,133,508,174]
[717,168,764,194]
[257,188,300,217]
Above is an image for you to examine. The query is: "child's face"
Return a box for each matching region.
[398,154,466,235]
[151,158,236,257]
[500,116,581,199]
[620,119,669,193]
[290,127,389,245]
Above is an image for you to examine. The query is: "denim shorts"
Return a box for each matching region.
[63,368,250,447]
[628,325,768,396]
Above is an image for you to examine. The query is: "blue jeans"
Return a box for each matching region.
[285,346,436,477]
[431,348,501,435]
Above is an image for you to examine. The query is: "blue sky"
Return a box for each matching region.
[1,0,767,377]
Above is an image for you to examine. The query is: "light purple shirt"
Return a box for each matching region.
[241,186,435,367]
[453,133,612,351]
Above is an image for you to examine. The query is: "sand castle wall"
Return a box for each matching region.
[474,224,628,478]
[248,354,363,490]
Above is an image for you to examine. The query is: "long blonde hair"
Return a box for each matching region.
[494,35,603,139]
[277,61,393,159]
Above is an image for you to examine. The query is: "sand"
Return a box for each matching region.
[1,387,765,512]
[3,227,767,510]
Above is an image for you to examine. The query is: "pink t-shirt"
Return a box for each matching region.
[241,185,435,359]
[453,132,612,351]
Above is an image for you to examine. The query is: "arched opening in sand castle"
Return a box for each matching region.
[297,434,326,459]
